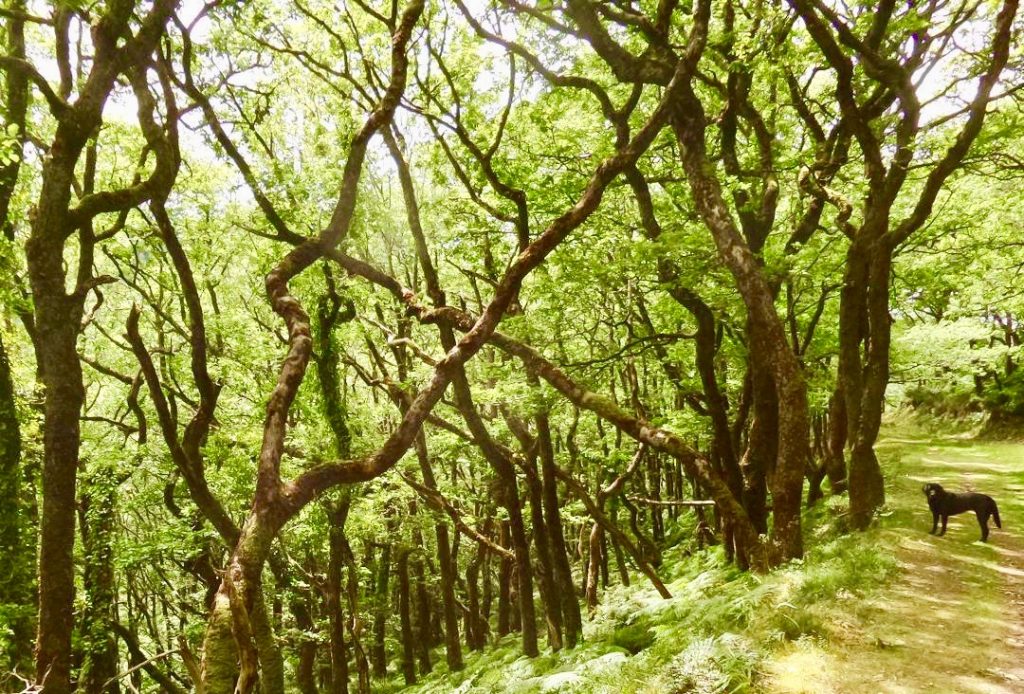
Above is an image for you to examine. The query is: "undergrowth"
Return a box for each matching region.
[391,492,899,694]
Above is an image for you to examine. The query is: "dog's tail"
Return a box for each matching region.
[993,502,1002,529]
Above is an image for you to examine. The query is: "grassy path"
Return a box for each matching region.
[766,429,1024,693]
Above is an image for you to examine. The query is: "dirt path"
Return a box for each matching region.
[766,431,1024,693]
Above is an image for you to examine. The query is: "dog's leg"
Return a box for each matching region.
[930,511,938,534]
[940,515,948,536]
[977,511,990,542]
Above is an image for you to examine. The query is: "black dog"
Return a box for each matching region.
[922,483,1002,541]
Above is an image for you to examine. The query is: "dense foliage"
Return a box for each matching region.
[0,0,1021,691]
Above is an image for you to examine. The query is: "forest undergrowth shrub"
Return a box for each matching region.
[886,406,977,430]
[658,633,759,694]
[742,517,899,655]
[611,620,657,654]
[895,387,1024,440]
[903,384,982,418]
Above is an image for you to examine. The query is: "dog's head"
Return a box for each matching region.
[922,483,945,499]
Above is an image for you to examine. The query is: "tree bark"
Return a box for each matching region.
[32,307,86,694]
[326,502,350,694]
[521,445,563,650]
[397,549,416,685]
[740,358,777,535]
[370,544,391,678]
[497,522,512,637]
[78,464,120,694]
[0,335,32,682]
[25,5,179,688]
[410,531,432,674]
[824,389,848,494]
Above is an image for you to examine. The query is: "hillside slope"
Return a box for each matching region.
[391,427,1024,693]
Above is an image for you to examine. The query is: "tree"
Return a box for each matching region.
[789,0,1018,526]
[0,0,1021,690]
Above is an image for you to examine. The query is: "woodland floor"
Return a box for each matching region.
[398,424,1024,694]
[765,428,1024,694]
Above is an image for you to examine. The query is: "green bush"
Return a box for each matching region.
[768,606,827,641]
[660,634,759,694]
[611,620,657,654]
[982,367,1024,417]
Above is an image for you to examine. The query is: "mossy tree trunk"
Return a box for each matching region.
[0,335,33,682]
[22,4,180,688]
[396,549,416,685]
[78,464,121,694]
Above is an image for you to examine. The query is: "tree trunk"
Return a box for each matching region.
[535,410,582,647]
[27,6,177,687]
[464,517,490,651]
[370,544,391,679]
[481,543,494,641]
[740,359,777,535]
[431,315,537,655]
[201,592,240,693]
[407,430,461,670]
[435,522,463,668]
[252,592,285,694]
[199,516,284,694]
[824,389,848,494]
[465,554,483,651]
[410,530,432,674]
[396,550,416,685]
[0,335,32,682]
[346,540,370,694]
[672,95,808,563]
[522,454,563,650]
[585,523,602,614]
[503,479,538,655]
[0,11,33,681]
[30,164,87,692]
[600,532,610,588]
[839,241,887,528]
[611,533,629,586]
[32,317,85,694]
[496,521,512,637]
[291,588,318,694]
[79,464,120,694]
[326,503,350,694]
[647,456,664,543]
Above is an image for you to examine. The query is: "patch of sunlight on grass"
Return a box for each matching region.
[763,640,834,694]
[919,456,1002,472]
[951,673,1023,694]
[977,558,1024,578]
